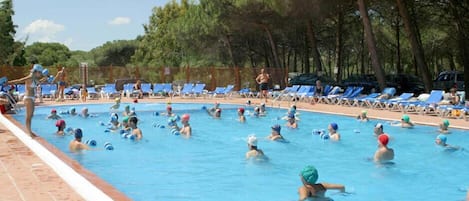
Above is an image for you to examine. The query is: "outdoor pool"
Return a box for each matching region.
[12,103,469,201]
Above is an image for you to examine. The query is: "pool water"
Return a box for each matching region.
[13,103,469,201]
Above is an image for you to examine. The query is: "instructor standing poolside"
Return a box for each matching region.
[255,68,270,102]
[52,67,66,101]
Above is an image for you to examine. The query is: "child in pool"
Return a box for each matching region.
[298,165,345,201]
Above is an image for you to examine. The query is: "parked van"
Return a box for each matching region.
[433,71,464,91]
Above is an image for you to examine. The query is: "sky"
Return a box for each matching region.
[13,0,170,51]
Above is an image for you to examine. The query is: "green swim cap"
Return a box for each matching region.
[301,165,318,184]
[402,114,410,123]
[122,116,129,123]
[443,119,450,126]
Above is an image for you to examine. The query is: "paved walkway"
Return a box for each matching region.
[1,95,468,201]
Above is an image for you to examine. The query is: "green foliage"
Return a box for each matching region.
[0,0,17,65]
[90,40,137,66]
[24,42,71,66]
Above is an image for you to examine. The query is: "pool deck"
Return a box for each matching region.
[0,96,468,201]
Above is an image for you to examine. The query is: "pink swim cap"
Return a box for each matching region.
[238,107,245,113]
[378,134,389,146]
[55,119,65,127]
[182,114,190,121]
[51,109,57,113]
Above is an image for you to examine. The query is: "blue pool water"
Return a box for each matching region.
[12,103,469,201]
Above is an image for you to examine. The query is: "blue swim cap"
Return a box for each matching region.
[31,64,43,72]
[42,69,49,76]
[74,128,83,139]
[271,124,281,133]
[437,134,447,144]
[301,165,319,184]
[330,123,338,131]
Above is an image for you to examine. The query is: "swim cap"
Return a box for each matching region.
[378,134,389,146]
[375,123,383,129]
[133,99,138,103]
[115,97,120,102]
[122,116,129,123]
[51,109,57,113]
[55,119,65,127]
[125,105,130,110]
[437,134,447,144]
[74,128,83,139]
[166,105,172,111]
[70,107,76,112]
[181,114,190,122]
[216,108,222,112]
[42,69,49,76]
[330,123,338,131]
[300,165,319,184]
[362,110,367,115]
[110,113,118,121]
[443,119,450,127]
[31,64,43,72]
[238,107,245,114]
[271,124,281,133]
[247,135,257,146]
[402,114,410,123]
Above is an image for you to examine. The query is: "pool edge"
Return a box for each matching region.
[0,113,132,201]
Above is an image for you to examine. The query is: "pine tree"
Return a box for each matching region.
[0,0,17,65]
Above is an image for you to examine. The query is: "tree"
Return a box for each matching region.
[24,42,71,66]
[91,40,137,66]
[0,0,16,65]
[357,0,386,91]
[396,0,433,92]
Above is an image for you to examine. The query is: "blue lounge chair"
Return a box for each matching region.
[123,83,134,97]
[180,83,194,98]
[336,87,364,105]
[101,83,120,99]
[87,87,99,99]
[41,84,57,100]
[400,90,444,113]
[351,92,381,107]
[375,92,414,110]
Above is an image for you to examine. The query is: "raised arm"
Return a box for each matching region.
[321,183,345,192]
[8,75,31,85]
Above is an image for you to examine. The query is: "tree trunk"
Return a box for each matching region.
[306,19,323,75]
[449,0,469,99]
[335,6,344,83]
[396,0,433,92]
[262,24,282,68]
[304,30,310,73]
[395,12,402,74]
[225,34,236,67]
[357,0,386,91]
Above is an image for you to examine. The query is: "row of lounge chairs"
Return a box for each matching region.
[276,84,468,120]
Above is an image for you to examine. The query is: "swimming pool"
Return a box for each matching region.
[12,103,469,201]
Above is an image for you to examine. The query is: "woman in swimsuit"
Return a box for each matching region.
[53,67,66,101]
[8,64,45,137]
[298,165,345,201]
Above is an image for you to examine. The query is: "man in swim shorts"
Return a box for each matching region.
[52,67,66,101]
[298,165,345,201]
[255,68,270,102]
[246,135,265,159]
[69,128,90,152]
[373,133,394,163]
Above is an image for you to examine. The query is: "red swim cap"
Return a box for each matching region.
[51,109,57,113]
[182,114,190,121]
[378,134,389,146]
[166,105,172,111]
[238,107,245,113]
[55,119,65,127]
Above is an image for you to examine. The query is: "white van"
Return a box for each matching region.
[433,71,464,91]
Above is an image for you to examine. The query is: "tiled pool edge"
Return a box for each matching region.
[0,113,128,201]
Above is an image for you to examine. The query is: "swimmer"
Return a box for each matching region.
[69,128,90,152]
[373,123,384,136]
[129,116,142,140]
[328,123,340,141]
[286,113,298,129]
[109,113,120,130]
[163,105,174,116]
[47,109,61,120]
[245,100,251,106]
[357,110,369,122]
[234,108,244,121]
[179,114,192,137]
[121,116,131,132]
[373,134,394,163]
[268,124,285,141]
[123,105,131,117]
[110,97,121,110]
[435,134,460,151]
[246,135,266,159]
[253,106,261,117]
[298,165,345,201]
[438,119,450,134]
[401,114,414,128]
[208,102,220,113]
[55,119,66,135]
[80,107,89,118]
[69,107,77,116]
[207,107,221,118]
[259,102,266,114]
[168,115,180,130]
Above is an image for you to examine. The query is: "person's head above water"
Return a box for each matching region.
[247,135,257,147]
[272,124,281,133]
[238,107,245,114]
[181,114,190,123]
[436,134,447,145]
[442,119,450,127]
[74,128,83,139]
[329,123,338,131]
[378,133,390,146]
[402,114,410,123]
[55,119,65,128]
[300,165,318,185]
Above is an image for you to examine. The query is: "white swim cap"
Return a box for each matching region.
[247,135,257,146]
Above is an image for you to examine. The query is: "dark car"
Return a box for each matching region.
[433,71,464,91]
[386,74,425,95]
[114,78,149,91]
[341,74,379,94]
[289,73,335,86]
